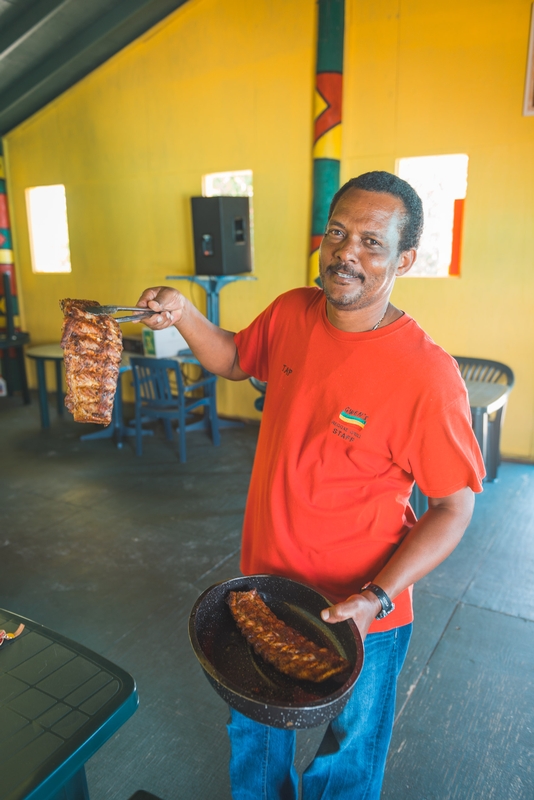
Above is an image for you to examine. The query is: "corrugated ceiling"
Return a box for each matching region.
[0,0,189,138]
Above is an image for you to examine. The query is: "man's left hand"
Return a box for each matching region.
[319,486,475,643]
[321,592,382,642]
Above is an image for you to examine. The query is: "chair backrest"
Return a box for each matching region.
[249,377,267,395]
[2,272,15,338]
[130,356,185,405]
[452,356,515,389]
[249,377,267,413]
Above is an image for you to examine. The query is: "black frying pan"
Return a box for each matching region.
[188,574,364,729]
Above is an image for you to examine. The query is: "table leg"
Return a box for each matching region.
[472,408,488,465]
[112,373,126,448]
[35,358,50,428]
[55,358,64,415]
[205,282,243,427]
[80,373,153,448]
[51,765,90,800]
[1,348,11,395]
[16,345,31,404]
[80,391,122,446]
[205,284,220,327]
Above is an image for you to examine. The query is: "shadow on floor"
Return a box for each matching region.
[1,393,533,799]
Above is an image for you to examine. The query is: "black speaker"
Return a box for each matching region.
[191,196,252,275]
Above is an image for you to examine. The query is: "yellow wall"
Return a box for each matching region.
[3,0,316,418]
[3,0,534,457]
[343,0,534,459]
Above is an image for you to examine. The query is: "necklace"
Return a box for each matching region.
[371,305,389,331]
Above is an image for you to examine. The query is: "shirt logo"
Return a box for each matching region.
[331,407,368,442]
[339,407,367,429]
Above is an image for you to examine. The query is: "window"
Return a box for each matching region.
[396,154,469,277]
[202,170,253,199]
[202,170,254,266]
[25,184,71,273]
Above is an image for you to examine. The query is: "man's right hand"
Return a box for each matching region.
[136,286,187,330]
[135,285,248,381]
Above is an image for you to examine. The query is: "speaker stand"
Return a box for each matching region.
[166,274,257,429]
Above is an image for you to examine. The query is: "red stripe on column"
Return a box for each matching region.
[310,234,323,255]
[314,73,343,141]
[0,194,9,228]
[448,198,465,276]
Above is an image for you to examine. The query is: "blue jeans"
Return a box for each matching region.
[227,624,412,800]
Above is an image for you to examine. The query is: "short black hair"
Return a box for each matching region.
[327,171,424,252]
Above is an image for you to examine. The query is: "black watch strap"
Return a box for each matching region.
[360,582,395,620]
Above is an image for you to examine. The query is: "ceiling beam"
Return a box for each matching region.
[0,0,72,60]
[0,0,189,137]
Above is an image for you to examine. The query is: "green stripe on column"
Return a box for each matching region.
[312,159,341,235]
[309,0,344,285]
[317,0,345,73]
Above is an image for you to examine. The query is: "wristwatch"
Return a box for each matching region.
[360,582,395,620]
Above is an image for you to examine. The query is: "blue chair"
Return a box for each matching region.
[130,356,220,462]
[0,272,30,404]
[249,377,267,412]
[410,483,428,518]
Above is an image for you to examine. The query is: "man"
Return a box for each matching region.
[138,171,485,799]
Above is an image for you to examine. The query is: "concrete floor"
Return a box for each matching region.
[1,392,533,800]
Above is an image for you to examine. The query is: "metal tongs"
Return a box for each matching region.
[86,305,160,323]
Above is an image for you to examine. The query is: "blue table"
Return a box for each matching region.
[79,361,137,449]
[25,345,64,429]
[0,608,138,800]
[25,346,145,448]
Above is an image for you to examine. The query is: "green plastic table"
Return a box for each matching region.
[0,608,138,800]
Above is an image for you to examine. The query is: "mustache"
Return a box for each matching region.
[324,263,365,281]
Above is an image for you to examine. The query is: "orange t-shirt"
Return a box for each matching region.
[234,288,485,632]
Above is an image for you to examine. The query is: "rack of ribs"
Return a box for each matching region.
[227,588,350,683]
[60,298,123,425]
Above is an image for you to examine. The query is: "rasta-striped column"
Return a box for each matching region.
[0,154,19,326]
[308,0,344,286]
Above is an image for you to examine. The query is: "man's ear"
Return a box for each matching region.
[396,248,417,277]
